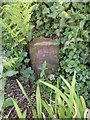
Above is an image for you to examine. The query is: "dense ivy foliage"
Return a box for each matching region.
[0,2,90,106]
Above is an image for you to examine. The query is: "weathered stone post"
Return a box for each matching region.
[29,37,59,78]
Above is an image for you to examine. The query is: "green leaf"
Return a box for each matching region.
[40,61,47,78]
[60,75,70,89]
[32,108,37,118]
[69,71,76,107]
[0,79,6,112]
[37,20,43,26]
[17,80,37,118]
[80,96,86,111]
[53,39,60,46]
[39,80,72,111]
[55,29,60,36]
[77,38,83,42]
[41,99,54,118]
[80,21,85,29]
[24,58,30,63]
[60,73,83,117]
[0,96,4,112]
[48,12,58,18]
[5,70,18,77]
[60,17,65,28]
[0,64,3,74]
[3,98,13,109]
[12,98,24,118]
[36,84,42,118]
[22,109,27,118]
[42,7,50,14]
[18,38,25,43]
[73,103,77,119]
[17,80,32,106]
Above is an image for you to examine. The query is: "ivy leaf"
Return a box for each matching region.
[37,20,42,26]
[47,12,58,18]
[55,29,60,36]
[87,14,90,20]
[24,58,30,63]
[60,18,65,28]
[42,7,50,14]
[53,39,60,46]
[77,38,83,42]
[80,21,85,29]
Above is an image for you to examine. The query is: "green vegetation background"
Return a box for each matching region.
[0,2,90,107]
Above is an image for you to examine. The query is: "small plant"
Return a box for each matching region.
[20,67,35,82]
[3,98,27,119]
[0,56,18,119]
[38,71,89,118]
[3,71,90,119]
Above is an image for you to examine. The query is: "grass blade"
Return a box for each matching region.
[36,84,42,118]
[60,75,70,89]
[12,98,23,118]
[69,71,76,107]
[80,96,86,112]
[41,99,54,118]
[17,80,32,106]
[73,105,77,118]
[32,108,37,118]
[17,79,36,118]
[57,98,66,118]
[60,72,83,117]
[73,99,81,118]
[22,109,27,118]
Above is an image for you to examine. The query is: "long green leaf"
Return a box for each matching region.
[69,71,76,108]
[32,107,37,118]
[17,80,32,106]
[60,75,70,89]
[39,80,72,111]
[60,72,83,117]
[41,99,54,118]
[73,104,77,118]
[55,77,60,114]
[80,96,86,112]
[57,97,66,118]
[36,84,42,118]
[0,79,5,112]
[12,98,23,118]
[17,80,37,118]
[22,109,27,118]
[73,100,81,118]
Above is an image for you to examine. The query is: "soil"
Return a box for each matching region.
[4,76,35,119]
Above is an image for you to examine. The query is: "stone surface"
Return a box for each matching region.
[29,37,59,78]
